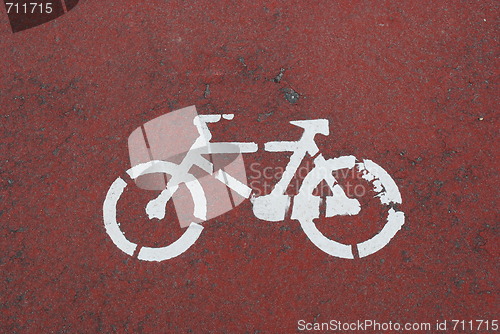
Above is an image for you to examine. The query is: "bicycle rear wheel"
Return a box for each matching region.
[103,160,206,261]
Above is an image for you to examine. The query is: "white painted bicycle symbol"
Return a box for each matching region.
[103,106,404,261]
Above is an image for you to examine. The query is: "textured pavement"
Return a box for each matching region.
[1,1,498,332]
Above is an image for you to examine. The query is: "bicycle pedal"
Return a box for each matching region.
[251,194,290,222]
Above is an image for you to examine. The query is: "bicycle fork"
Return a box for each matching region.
[251,119,360,222]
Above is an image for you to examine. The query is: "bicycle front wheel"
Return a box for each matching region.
[294,155,405,259]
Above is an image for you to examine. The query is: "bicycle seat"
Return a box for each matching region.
[289,119,329,136]
[5,0,79,33]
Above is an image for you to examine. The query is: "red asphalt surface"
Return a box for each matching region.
[1,1,498,332]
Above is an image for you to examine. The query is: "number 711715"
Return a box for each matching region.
[452,320,498,331]
[5,2,53,14]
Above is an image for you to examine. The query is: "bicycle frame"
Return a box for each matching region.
[146,114,358,223]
